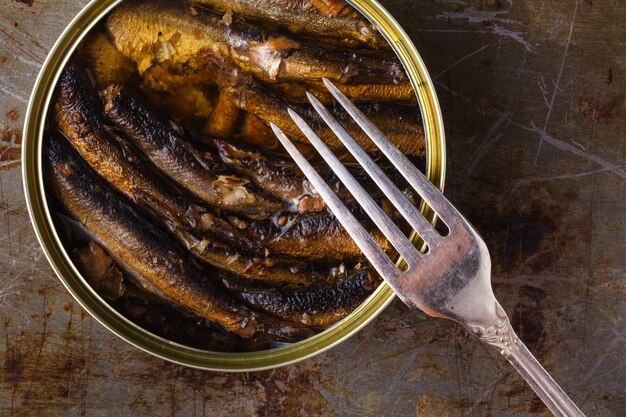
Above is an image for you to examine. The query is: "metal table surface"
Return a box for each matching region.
[1,0,624,416]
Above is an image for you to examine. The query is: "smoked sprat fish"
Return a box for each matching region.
[54,66,255,250]
[244,208,392,262]
[223,267,380,327]
[71,240,243,351]
[140,57,424,157]
[205,136,325,213]
[102,84,329,215]
[217,68,426,157]
[106,1,414,103]
[101,84,283,220]
[56,68,347,286]
[192,0,390,50]
[46,134,313,342]
[175,226,331,288]
[46,0,428,348]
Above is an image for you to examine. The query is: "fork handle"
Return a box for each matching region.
[486,327,585,416]
[499,339,585,417]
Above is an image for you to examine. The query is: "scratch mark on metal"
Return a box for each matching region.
[520,121,626,179]
[384,349,419,398]
[461,113,512,177]
[582,326,626,385]
[437,7,532,51]
[0,85,28,103]
[533,0,580,165]
[0,274,23,307]
[434,44,490,80]
[491,24,532,52]
[14,54,41,68]
[438,8,517,25]
[514,165,626,184]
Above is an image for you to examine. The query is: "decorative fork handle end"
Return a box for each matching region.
[469,302,585,417]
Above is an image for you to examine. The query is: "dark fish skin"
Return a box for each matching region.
[205,136,326,213]
[222,268,381,327]
[192,0,390,50]
[55,68,391,263]
[101,84,283,220]
[71,240,244,351]
[175,228,330,287]
[107,1,414,103]
[54,79,323,288]
[54,66,257,252]
[45,135,313,342]
[245,209,392,262]
[204,135,419,208]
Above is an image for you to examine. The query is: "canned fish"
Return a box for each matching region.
[22,0,445,371]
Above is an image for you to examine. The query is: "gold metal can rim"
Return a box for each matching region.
[22,0,446,371]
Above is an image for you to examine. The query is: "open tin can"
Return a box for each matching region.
[22,0,446,371]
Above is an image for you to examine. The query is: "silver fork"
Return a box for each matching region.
[270,78,585,417]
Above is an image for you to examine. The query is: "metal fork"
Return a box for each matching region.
[270,78,585,417]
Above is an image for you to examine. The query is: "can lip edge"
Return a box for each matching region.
[21,0,446,371]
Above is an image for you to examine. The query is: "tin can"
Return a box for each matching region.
[22,0,446,371]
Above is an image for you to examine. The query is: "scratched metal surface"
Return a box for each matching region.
[0,0,624,415]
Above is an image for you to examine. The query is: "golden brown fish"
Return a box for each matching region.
[203,91,242,138]
[46,134,313,342]
[54,69,343,286]
[54,66,255,250]
[101,84,283,220]
[56,68,391,263]
[192,0,389,50]
[141,62,280,143]
[59,135,324,288]
[75,32,139,88]
[102,84,353,216]
[141,62,218,129]
[139,57,424,157]
[218,68,426,157]
[107,1,414,103]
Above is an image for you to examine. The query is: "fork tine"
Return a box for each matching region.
[306,92,442,246]
[322,78,460,228]
[270,123,400,279]
[288,109,420,264]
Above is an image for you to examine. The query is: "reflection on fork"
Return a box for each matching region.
[270,78,585,417]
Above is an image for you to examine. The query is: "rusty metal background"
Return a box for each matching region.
[1,0,624,415]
